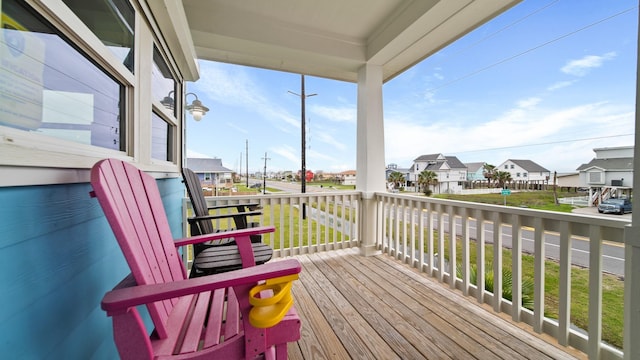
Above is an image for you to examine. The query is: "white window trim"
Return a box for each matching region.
[1,0,190,186]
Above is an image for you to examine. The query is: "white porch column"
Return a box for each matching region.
[356,64,385,256]
[624,8,640,359]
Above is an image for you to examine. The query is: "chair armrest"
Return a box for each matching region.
[206,203,261,212]
[186,210,262,224]
[174,225,274,248]
[102,259,301,313]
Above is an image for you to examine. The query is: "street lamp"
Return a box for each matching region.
[161,91,209,121]
[288,75,317,219]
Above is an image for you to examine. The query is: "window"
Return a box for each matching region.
[153,46,177,117]
[516,173,521,177]
[1,0,125,151]
[523,173,528,177]
[62,0,135,72]
[510,165,514,169]
[504,165,508,169]
[588,171,604,184]
[151,111,172,161]
[150,46,177,162]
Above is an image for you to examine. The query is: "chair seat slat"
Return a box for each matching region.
[203,288,227,348]
[178,291,213,353]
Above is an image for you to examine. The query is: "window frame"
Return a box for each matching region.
[0,0,187,186]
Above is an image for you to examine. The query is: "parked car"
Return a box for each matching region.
[598,198,632,215]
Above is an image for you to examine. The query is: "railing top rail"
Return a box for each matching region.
[374,191,630,231]
[197,191,362,202]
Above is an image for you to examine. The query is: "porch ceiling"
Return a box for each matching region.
[181,0,521,83]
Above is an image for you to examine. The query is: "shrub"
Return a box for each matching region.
[458,263,535,309]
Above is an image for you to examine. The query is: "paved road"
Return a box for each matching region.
[251,179,342,193]
[400,206,628,276]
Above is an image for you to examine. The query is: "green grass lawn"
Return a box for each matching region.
[435,190,582,213]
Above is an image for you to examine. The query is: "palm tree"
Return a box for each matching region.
[417,170,438,195]
[387,171,405,191]
[482,163,496,188]
[494,170,512,189]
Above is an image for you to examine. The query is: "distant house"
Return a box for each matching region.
[186,157,234,190]
[338,170,357,186]
[556,172,581,191]
[385,163,411,189]
[576,146,633,204]
[412,154,467,194]
[465,162,486,182]
[496,159,550,189]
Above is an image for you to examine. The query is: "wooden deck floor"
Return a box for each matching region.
[285,248,586,360]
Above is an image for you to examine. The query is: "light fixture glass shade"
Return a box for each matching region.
[192,110,203,121]
[185,96,209,121]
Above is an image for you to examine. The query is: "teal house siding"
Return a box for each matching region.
[0,177,184,358]
[468,168,485,181]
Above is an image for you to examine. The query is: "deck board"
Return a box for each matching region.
[285,248,586,360]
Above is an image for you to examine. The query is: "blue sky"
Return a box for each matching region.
[186,1,637,175]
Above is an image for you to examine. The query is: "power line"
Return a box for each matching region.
[450,133,634,155]
[426,6,637,93]
[430,0,560,69]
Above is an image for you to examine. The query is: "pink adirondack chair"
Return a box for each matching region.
[90,159,301,359]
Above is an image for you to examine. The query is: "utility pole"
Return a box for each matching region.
[262,152,270,195]
[288,75,317,219]
[246,139,249,188]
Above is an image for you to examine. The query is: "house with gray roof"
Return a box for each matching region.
[186,157,234,190]
[496,159,550,189]
[465,162,486,182]
[576,146,633,204]
[412,154,467,194]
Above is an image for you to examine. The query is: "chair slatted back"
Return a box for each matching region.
[181,167,215,235]
[91,159,186,338]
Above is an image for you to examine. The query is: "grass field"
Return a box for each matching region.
[435,190,582,212]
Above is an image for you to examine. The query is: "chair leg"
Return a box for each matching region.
[274,344,287,359]
[264,345,276,360]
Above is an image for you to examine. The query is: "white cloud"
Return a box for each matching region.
[313,132,347,150]
[561,52,616,76]
[547,80,576,91]
[194,61,298,129]
[186,149,216,158]
[516,97,541,109]
[384,99,633,173]
[270,145,299,166]
[310,104,356,123]
[226,122,249,134]
[308,148,338,164]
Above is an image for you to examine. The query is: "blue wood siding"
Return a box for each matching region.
[0,176,184,358]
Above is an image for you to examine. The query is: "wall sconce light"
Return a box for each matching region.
[160,91,209,121]
[185,93,209,121]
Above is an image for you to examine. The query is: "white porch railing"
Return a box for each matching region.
[183,191,630,359]
[376,192,629,359]
[182,192,361,261]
